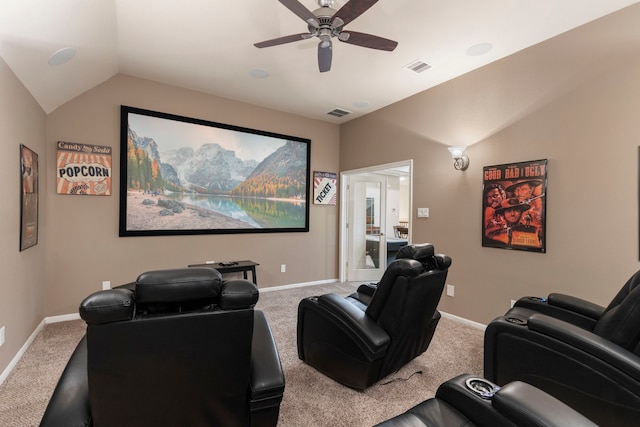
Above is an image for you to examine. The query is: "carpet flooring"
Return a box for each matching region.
[0,281,484,426]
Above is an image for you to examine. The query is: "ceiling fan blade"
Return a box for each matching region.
[333,0,379,27]
[318,40,332,73]
[339,31,397,51]
[254,33,310,48]
[279,0,319,27]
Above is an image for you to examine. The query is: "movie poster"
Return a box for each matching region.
[20,145,38,251]
[56,141,112,195]
[482,159,547,252]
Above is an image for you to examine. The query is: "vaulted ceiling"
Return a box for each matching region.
[1,0,638,122]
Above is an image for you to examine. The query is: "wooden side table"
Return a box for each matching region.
[188,260,259,285]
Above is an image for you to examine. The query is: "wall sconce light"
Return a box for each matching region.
[447,145,469,171]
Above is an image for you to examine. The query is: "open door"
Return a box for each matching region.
[340,161,412,283]
[346,175,387,282]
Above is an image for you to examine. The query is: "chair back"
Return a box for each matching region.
[366,244,451,376]
[594,269,640,355]
[79,267,259,427]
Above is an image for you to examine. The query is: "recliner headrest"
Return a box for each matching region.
[135,267,223,306]
[396,243,435,262]
[365,258,425,320]
[594,269,640,352]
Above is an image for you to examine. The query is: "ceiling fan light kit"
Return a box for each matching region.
[254,0,398,72]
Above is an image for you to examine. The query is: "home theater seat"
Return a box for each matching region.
[374,373,598,427]
[484,269,640,426]
[39,267,285,427]
[297,243,451,390]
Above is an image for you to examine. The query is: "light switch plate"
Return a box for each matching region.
[417,207,429,217]
[446,284,455,297]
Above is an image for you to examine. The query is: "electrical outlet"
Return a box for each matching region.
[281,264,286,273]
[102,281,111,290]
[511,299,516,308]
[205,260,215,264]
[446,284,455,297]
[0,326,5,347]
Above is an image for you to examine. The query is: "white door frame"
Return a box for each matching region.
[339,160,413,283]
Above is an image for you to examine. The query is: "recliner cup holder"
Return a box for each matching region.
[465,377,500,399]
[506,317,527,325]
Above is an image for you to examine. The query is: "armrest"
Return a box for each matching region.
[528,313,640,381]
[39,336,91,427]
[514,294,600,330]
[250,310,285,410]
[220,279,259,310]
[548,293,605,319]
[493,381,598,427]
[356,283,377,297]
[435,374,597,427]
[317,293,390,356]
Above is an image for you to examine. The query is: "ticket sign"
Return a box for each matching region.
[313,171,337,205]
[56,141,112,195]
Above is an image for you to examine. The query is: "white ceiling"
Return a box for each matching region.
[1,0,639,123]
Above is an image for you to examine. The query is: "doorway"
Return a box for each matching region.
[339,160,412,282]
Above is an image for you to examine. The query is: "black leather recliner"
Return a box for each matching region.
[484,269,640,427]
[39,267,285,427]
[374,373,598,427]
[297,244,451,390]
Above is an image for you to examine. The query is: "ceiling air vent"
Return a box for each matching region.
[404,59,432,74]
[327,108,352,118]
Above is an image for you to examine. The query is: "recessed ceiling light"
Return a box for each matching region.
[353,101,370,108]
[249,68,270,78]
[48,47,76,66]
[467,42,493,56]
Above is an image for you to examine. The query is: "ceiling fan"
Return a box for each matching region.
[254,0,398,72]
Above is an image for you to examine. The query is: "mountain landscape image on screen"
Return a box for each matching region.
[125,125,308,232]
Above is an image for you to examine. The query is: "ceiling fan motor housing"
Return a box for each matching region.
[308,8,343,32]
[255,0,398,72]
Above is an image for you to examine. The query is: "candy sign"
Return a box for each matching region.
[57,141,112,195]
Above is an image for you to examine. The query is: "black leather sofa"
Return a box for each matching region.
[484,269,640,426]
[297,244,451,390]
[374,373,598,426]
[39,267,285,427]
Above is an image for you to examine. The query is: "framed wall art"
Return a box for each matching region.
[119,106,311,237]
[313,171,337,205]
[482,159,547,253]
[56,141,112,195]
[20,144,39,251]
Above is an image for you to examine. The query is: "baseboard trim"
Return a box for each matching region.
[0,282,485,387]
[440,311,487,331]
[259,278,338,293]
[0,314,82,386]
[45,313,81,323]
[0,318,46,386]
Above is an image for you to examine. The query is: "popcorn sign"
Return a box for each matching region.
[56,141,112,195]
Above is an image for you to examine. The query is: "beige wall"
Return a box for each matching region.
[3,2,640,378]
[341,6,640,324]
[0,57,47,372]
[44,74,340,316]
